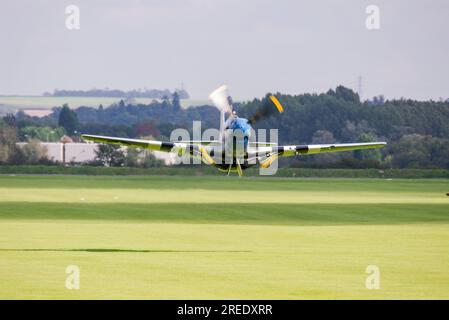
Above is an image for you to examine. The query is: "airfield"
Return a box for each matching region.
[0,175,448,299]
[0,96,207,114]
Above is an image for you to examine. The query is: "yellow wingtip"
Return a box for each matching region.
[269,95,284,113]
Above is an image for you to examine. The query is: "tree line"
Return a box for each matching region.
[45,88,190,99]
[236,86,449,169]
[2,86,449,169]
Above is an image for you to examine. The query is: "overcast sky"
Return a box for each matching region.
[1,0,448,100]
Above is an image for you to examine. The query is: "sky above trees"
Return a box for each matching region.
[1,0,448,100]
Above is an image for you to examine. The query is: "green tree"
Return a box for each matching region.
[125,148,140,167]
[0,120,18,163]
[161,95,170,107]
[390,134,449,168]
[2,113,16,127]
[354,132,382,162]
[20,139,48,164]
[20,126,65,142]
[58,104,79,135]
[172,91,181,111]
[95,144,125,167]
[141,150,163,168]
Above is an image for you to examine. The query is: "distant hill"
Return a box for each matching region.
[45,88,190,99]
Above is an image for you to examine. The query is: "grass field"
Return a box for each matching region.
[0,175,448,299]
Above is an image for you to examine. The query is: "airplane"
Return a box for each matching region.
[81,85,386,176]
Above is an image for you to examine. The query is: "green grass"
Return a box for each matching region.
[2,165,449,179]
[0,175,448,299]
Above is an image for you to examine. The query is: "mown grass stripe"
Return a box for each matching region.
[0,202,448,226]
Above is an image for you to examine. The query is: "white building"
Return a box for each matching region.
[17,142,177,165]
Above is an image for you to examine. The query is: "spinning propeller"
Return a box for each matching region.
[209,85,233,114]
[248,94,284,125]
[209,85,284,124]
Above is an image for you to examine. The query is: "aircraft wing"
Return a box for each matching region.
[81,134,186,152]
[274,142,387,157]
[81,134,220,166]
[249,142,386,167]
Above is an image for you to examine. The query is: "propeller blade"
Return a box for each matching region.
[209,85,233,114]
[269,95,284,113]
[248,94,284,125]
[260,154,279,169]
[199,146,216,165]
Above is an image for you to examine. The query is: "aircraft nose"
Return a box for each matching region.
[233,127,251,137]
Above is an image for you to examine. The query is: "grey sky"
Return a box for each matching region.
[1,0,448,100]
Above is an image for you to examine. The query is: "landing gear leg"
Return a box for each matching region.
[226,164,232,176]
[236,159,243,178]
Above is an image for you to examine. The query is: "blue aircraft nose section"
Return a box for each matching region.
[230,118,251,149]
[232,118,251,134]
